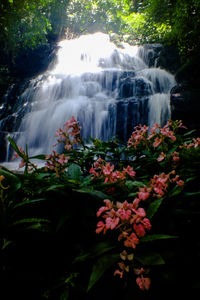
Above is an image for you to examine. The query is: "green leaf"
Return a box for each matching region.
[2,238,13,250]
[183,129,196,137]
[87,253,119,292]
[146,198,163,219]
[60,289,69,300]
[13,198,47,209]
[136,252,165,265]
[8,136,26,159]
[184,191,200,197]
[126,180,144,190]
[11,218,50,226]
[126,180,145,189]
[46,184,66,191]
[29,154,46,160]
[80,175,93,187]
[67,163,82,182]
[140,234,178,243]
[168,185,182,197]
[73,241,116,263]
[74,188,108,200]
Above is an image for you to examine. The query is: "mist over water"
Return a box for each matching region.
[12,32,176,157]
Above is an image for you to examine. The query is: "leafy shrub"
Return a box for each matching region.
[0,117,200,298]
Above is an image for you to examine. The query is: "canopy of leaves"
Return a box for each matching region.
[66,0,200,59]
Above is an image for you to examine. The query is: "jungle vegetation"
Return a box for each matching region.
[0,0,199,96]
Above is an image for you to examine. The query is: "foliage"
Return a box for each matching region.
[0,0,70,95]
[66,0,129,35]
[66,0,200,59]
[1,117,200,298]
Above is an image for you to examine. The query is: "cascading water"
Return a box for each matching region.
[1,32,176,160]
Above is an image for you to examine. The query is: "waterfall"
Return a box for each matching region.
[0,32,176,160]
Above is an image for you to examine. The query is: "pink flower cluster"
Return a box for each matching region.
[127,121,182,150]
[54,116,81,149]
[96,170,184,290]
[96,197,151,288]
[134,268,151,291]
[96,199,151,244]
[184,137,200,149]
[45,150,69,177]
[140,171,184,199]
[127,124,148,149]
[12,147,37,171]
[12,147,26,168]
[89,158,136,184]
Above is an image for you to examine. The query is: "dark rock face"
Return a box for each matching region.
[116,98,149,141]
[0,132,7,162]
[170,85,200,132]
[156,45,181,74]
[119,77,152,98]
[138,44,163,68]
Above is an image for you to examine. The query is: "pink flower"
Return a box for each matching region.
[96,221,106,234]
[157,152,166,162]
[117,208,132,221]
[58,153,68,165]
[138,187,151,201]
[173,156,180,162]
[64,144,72,150]
[160,126,176,141]
[153,137,162,148]
[142,218,152,230]
[177,180,184,187]
[105,216,120,230]
[114,269,124,278]
[102,163,114,175]
[112,170,126,180]
[136,276,151,291]
[123,166,136,177]
[193,137,200,148]
[19,159,25,168]
[96,206,109,217]
[124,233,139,249]
[133,207,146,218]
[133,223,146,237]
[103,199,113,209]
[171,151,180,162]
[89,167,99,178]
[132,198,141,209]
[94,158,104,168]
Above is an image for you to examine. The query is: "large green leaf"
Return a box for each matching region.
[146,198,163,219]
[136,252,165,265]
[8,136,26,160]
[67,163,82,182]
[73,241,116,263]
[73,188,108,200]
[11,218,50,226]
[183,191,200,197]
[126,180,145,189]
[13,198,47,209]
[140,234,178,243]
[87,253,119,292]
